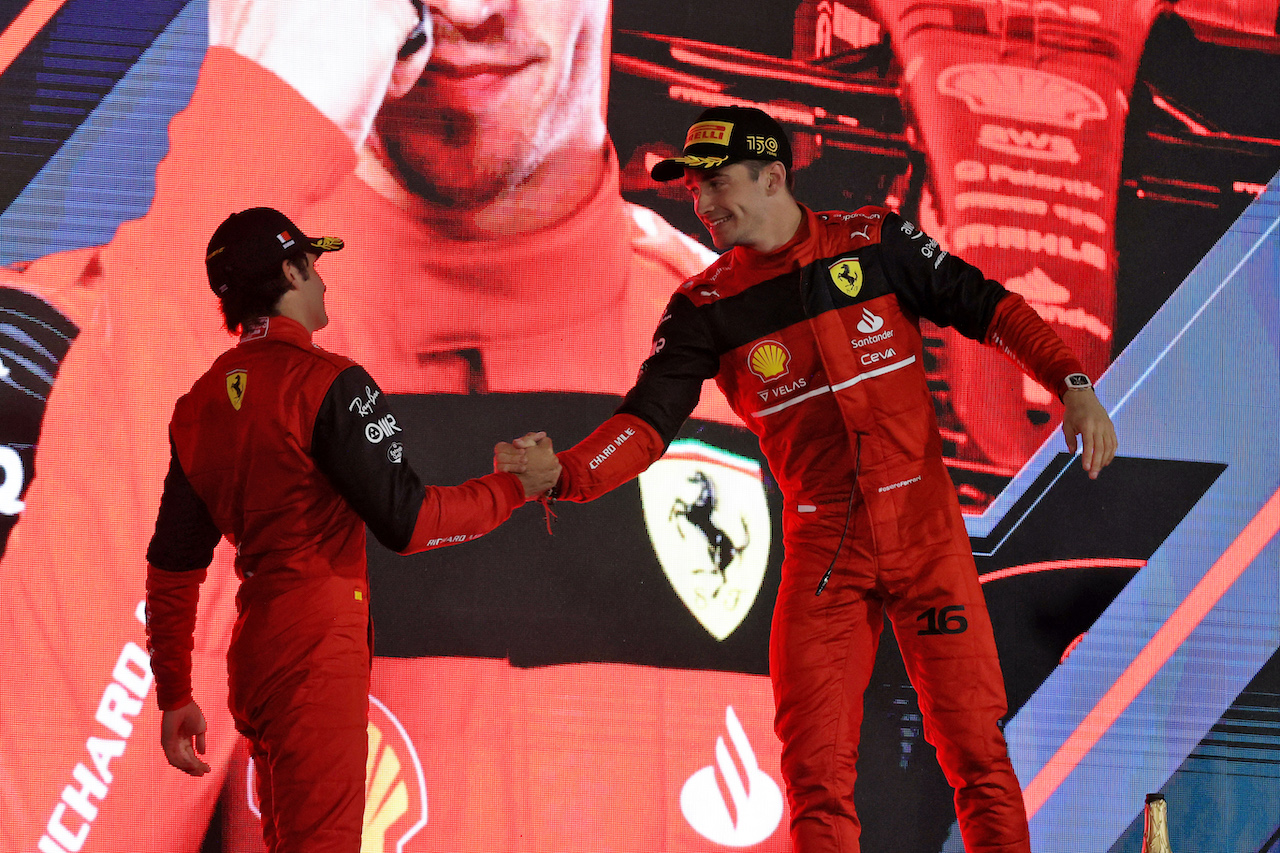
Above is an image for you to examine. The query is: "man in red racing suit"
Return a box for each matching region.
[509,106,1118,852]
[145,208,560,853]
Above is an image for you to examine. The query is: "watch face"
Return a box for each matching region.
[1067,373,1091,388]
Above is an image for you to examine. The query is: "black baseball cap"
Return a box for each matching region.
[205,207,343,296]
[649,105,793,182]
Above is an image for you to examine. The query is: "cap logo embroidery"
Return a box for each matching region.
[685,120,733,147]
[679,155,729,169]
[276,230,295,250]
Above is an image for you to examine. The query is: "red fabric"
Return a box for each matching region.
[554,413,665,502]
[612,205,1038,852]
[399,473,524,554]
[145,564,207,712]
[771,495,1028,853]
[986,292,1087,400]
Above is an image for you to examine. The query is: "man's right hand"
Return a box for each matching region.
[496,432,562,498]
[160,701,212,777]
[209,0,432,148]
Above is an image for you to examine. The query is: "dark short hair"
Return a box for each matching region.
[217,253,307,334]
[741,158,795,192]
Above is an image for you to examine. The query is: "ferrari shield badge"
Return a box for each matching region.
[226,370,247,411]
[638,439,770,641]
[829,258,863,299]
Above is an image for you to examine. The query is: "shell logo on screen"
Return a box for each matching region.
[681,705,784,846]
[748,340,791,381]
[935,63,1107,130]
[246,694,428,852]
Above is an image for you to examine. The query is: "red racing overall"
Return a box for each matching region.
[145,315,525,853]
[553,205,1085,852]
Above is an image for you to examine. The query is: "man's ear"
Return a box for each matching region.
[280,256,304,289]
[765,161,786,194]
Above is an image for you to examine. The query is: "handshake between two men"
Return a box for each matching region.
[497,432,561,499]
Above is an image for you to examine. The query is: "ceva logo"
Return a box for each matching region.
[681,706,784,847]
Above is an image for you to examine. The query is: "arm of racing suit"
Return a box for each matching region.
[311,365,525,554]
[877,212,1084,396]
[144,441,223,712]
[555,289,719,502]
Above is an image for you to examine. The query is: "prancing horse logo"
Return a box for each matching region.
[669,472,750,596]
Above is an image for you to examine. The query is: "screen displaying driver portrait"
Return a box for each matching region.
[1,2,1277,852]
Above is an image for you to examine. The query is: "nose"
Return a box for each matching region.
[430,0,513,33]
[695,191,714,219]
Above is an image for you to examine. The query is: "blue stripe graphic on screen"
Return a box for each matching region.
[943,175,1280,852]
[0,1,206,265]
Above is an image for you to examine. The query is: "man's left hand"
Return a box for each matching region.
[1061,388,1118,479]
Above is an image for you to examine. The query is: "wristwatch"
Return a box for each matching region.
[1064,372,1092,392]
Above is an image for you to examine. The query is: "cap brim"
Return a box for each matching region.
[649,154,732,182]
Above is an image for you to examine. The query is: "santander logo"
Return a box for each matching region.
[681,706,784,847]
[856,307,884,334]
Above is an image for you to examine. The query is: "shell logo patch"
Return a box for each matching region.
[829,258,863,299]
[226,370,247,411]
[748,341,790,382]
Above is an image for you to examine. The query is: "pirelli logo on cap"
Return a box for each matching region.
[686,120,733,147]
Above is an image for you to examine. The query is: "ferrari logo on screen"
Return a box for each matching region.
[685,120,733,147]
[638,440,769,641]
[830,258,863,298]
[225,370,247,411]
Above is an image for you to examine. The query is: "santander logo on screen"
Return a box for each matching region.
[681,706,784,847]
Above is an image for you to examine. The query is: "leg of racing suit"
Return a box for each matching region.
[771,500,883,852]
[229,585,372,853]
[884,534,1031,853]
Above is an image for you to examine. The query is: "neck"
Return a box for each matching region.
[748,199,804,254]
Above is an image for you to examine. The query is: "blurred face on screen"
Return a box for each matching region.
[375,0,609,210]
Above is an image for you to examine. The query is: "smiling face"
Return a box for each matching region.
[374,0,609,209]
[685,163,777,251]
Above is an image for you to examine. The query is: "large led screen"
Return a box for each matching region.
[1,1,1277,851]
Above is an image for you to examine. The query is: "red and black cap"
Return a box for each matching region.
[649,105,792,182]
[205,207,343,296]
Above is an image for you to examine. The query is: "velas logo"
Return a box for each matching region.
[226,370,247,411]
[637,439,770,641]
[276,230,295,250]
[685,120,733,147]
[245,694,428,852]
[830,258,863,298]
[748,340,791,382]
[681,705,784,846]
